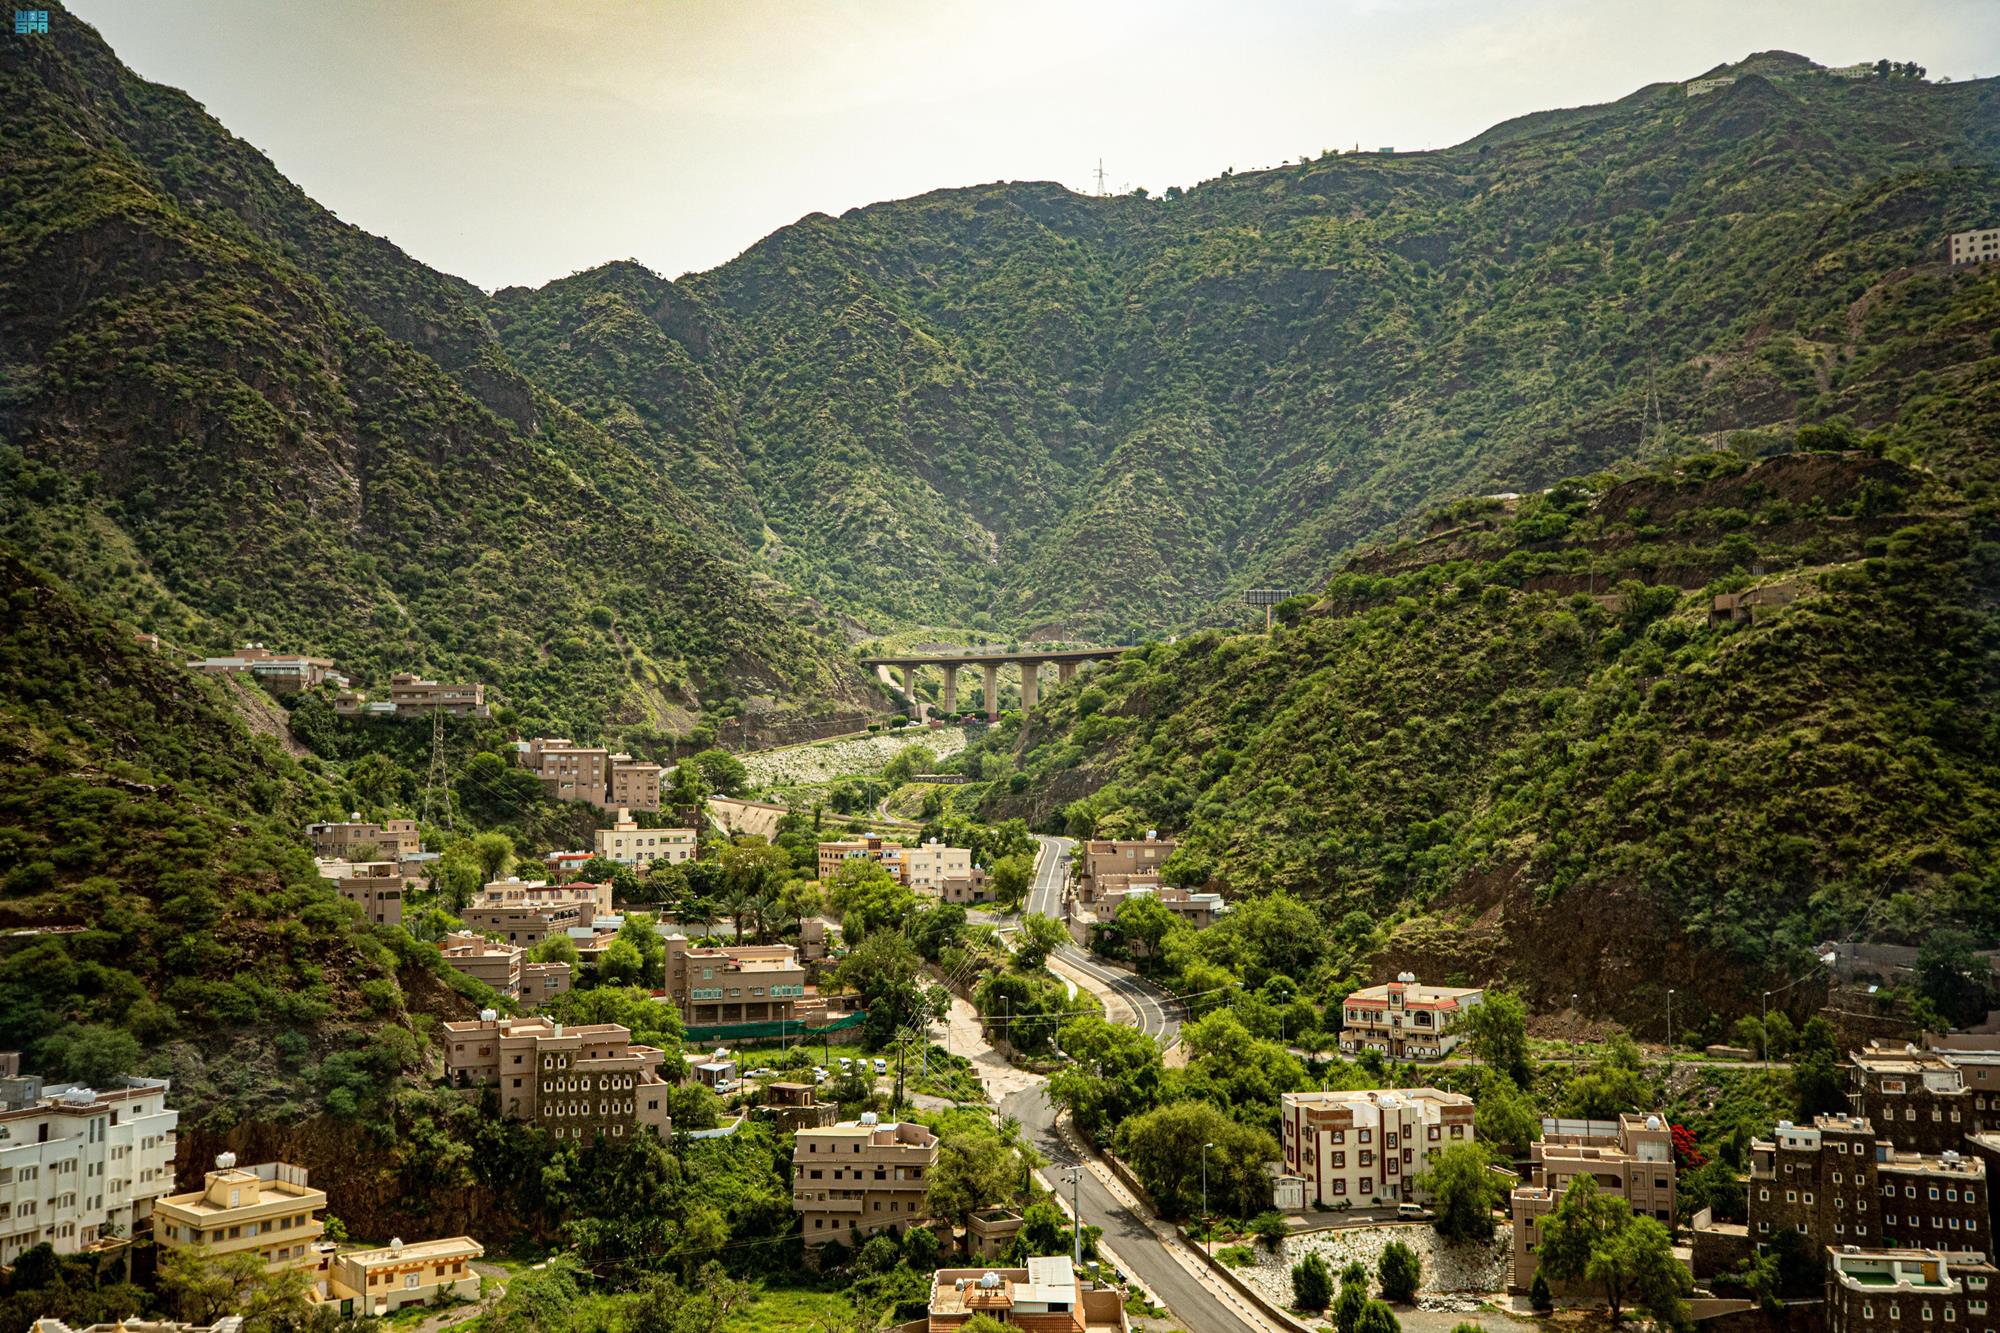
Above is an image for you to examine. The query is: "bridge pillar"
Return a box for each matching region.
[940,665,959,716]
[899,665,920,719]
[1056,661,1076,687]
[982,663,999,721]
[1019,660,1040,713]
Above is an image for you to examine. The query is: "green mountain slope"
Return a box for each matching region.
[0,6,864,737]
[496,51,2000,640]
[965,439,2000,1021]
[0,547,479,1121]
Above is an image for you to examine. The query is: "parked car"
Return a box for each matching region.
[1397,1202,1430,1220]
[838,1057,853,1072]
[872,1058,887,1075]
[813,1066,828,1083]
[746,1066,776,1079]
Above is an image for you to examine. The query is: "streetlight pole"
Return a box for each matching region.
[1201,1141,1214,1255]
[1065,1166,1084,1271]
[1762,991,1770,1064]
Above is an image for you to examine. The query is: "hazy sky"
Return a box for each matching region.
[68,0,2000,291]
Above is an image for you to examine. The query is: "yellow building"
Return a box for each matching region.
[153,1157,326,1269]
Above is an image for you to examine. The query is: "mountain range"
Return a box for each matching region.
[5,23,1998,750]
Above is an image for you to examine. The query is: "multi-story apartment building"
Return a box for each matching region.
[32,1321,243,1333]
[662,936,810,1027]
[461,878,612,948]
[606,754,664,814]
[1339,974,1486,1061]
[316,859,403,927]
[0,1069,178,1266]
[1693,1115,1988,1277]
[439,1014,674,1140]
[818,835,906,883]
[1950,229,2000,267]
[154,1157,326,1269]
[156,1157,481,1317]
[926,1257,1129,1332]
[1852,1043,1994,1154]
[515,741,666,813]
[900,840,973,895]
[1278,1088,1474,1208]
[438,932,572,1004]
[1512,1115,1677,1292]
[594,810,698,868]
[184,644,342,693]
[305,817,421,861]
[518,739,610,805]
[322,1236,483,1316]
[386,674,487,717]
[1077,833,1175,903]
[1826,1249,2000,1333]
[793,1114,938,1248]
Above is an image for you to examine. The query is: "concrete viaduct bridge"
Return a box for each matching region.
[861,646,1134,720]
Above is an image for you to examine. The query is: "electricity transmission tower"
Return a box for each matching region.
[1093,159,1107,197]
[419,710,454,832]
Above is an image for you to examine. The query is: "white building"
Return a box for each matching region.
[1949,229,2000,267]
[593,810,697,868]
[0,1068,178,1265]
[1278,1088,1475,1208]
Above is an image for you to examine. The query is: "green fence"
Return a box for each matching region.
[683,1010,868,1043]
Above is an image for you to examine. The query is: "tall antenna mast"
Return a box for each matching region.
[1094,159,1107,197]
[420,710,454,832]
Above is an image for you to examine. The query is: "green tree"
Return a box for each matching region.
[1013,912,1068,971]
[1112,1100,1276,1219]
[1292,1252,1334,1311]
[1109,893,1180,960]
[1378,1240,1421,1303]
[1413,1142,1505,1241]
[1333,1275,1369,1333]
[927,1121,1024,1234]
[1250,1211,1288,1250]
[1046,1014,1165,1139]
[1529,1269,1553,1312]
[469,830,515,882]
[1357,1299,1402,1333]
[1473,1071,1541,1159]
[689,749,749,796]
[834,929,947,1048]
[40,1024,143,1086]
[990,853,1034,910]
[596,936,646,986]
[1463,991,1532,1087]
[550,985,684,1060]
[1918,928,1993,1029]
[1537,1175,1688,1326]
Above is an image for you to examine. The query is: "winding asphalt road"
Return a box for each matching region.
[1000,837,1274,1333]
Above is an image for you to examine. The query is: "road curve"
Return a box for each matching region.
[1029,834,1183,1043]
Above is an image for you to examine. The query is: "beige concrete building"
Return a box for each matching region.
[154,1158,326,1269]
[439,1014,673,1140]
[941,869,997,907]
[0,1070,178,1265]
[156,1156,481,1317]
[664,936,810,1027]
[1078,833,1174,903]
[462,878,612,948]
[184,644,342,694]
[901,839,973,895]
[1279,1088,1474,1208]
[32,1321,243,1333]
[1103,881,1228,928]
[518,738,610,805]
[1826,1249,2000,1333]
[926,1257,1129,1332]
[323,1236,483,1316]
[794,1114,938,1248]
[595,810,698,868]
[387,674,487,716]
[607,754,664,814]
[316,859,403,927]
[1512,1115,1676,1292]
[1339,974,1486,1061]
[306,817,420,861]
[437,932,572,1004]
[1950,228,2000,266]
[818,835,906,883]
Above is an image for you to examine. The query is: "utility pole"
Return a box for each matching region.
[1201,1142,1214,1255]
[1666,988,1675,1055]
